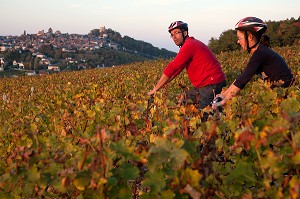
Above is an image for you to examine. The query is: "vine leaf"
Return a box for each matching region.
[232,130,255,150]
[291,151,300,164]
[224,159,257,187]
[73,171,91,191]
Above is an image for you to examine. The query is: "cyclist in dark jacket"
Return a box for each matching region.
[213,17,294,107]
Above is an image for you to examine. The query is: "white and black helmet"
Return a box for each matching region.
[235,17,268,38]
[168,21,188,33]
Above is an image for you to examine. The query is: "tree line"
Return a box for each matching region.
[208,16,300,54]
[98,28,176,58]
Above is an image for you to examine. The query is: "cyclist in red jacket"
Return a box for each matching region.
[148,21,226,110]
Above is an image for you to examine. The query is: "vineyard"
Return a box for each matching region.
[0,44,299,198]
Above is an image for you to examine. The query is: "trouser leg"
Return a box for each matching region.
[186,80,226,110]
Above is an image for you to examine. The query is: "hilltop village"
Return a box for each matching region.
[0,27,116,72]
[0,27,175,76]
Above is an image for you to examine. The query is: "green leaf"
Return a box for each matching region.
[27,165,40,182]
[0,193,10,199]
[110,139,135,160]
[215,138,224,150]
[73,171,91,191]
[143,170,166,195]
[291,152,300,164]
[40,172,54,189]
[280,97,300,114]
[224,159,257,187]
[148,137,188,172]
[160,190,176,199]
[111,163,139,181]
[181,168,202,187]
[76,194,84,199]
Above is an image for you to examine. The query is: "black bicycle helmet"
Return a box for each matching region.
[168,21,188,33]
[235,17,268,52]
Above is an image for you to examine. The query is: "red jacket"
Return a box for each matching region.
[164,37,226,88]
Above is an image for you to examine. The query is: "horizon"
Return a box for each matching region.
[0,0,299,52]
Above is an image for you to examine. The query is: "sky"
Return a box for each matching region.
[0,0,299,52]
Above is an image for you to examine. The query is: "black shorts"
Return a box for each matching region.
[186,80,226,109]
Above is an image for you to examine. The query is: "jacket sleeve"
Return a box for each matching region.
[163,40,193,78]
[234,50,264,89]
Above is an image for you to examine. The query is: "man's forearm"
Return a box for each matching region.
[148,73,170,95]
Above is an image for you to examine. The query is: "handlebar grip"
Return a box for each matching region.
[212,97,223,104]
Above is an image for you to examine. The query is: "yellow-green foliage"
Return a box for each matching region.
[0,45,299,198]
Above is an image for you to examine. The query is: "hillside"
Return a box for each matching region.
[0,27,177,74]
[100,28,176,59]
[0,44,299,198]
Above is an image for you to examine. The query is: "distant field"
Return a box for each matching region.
[0,44,299,198]
[0,68,27,78]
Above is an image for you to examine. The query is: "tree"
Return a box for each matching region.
[208,37,220,54]
[3,49,21,64]
[54,49,63,60]
[278,20,300,46]
[38,44,54,57]
[208,30,239,54]
[34,57,41,71]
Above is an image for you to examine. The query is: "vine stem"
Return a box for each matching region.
[97,126,108,199]
[255,148,269,188]
[79,145,88,170]
[197,121,217,166]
